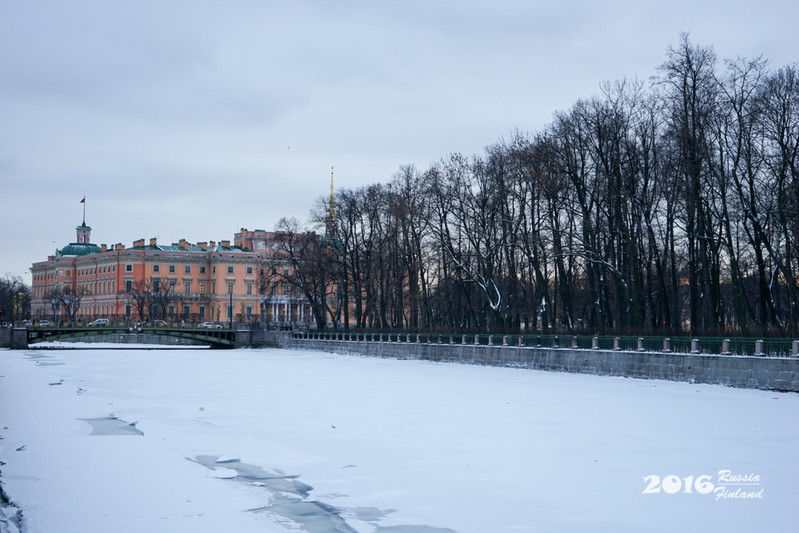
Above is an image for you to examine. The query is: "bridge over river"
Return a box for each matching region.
[0,324,271,349]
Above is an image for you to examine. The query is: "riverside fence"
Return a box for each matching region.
[294,332,799,358]
[284,332,799,392]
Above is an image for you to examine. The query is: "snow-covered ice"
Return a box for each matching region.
[1,347,797,532]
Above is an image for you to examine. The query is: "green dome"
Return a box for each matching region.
[59,242,102,256]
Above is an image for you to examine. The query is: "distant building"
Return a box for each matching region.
[235,227,312,326]
[30,220,311,326]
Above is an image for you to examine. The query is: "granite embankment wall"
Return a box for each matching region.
[280,336,799,393]
[0,328,27,349]
[5,327,797,392]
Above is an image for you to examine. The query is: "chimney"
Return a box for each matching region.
[149,238,158,247]
[115,243,125,251]
[198,242,207,251]
[179,239,189,250]
[101,244,108,252]
[220,240,231,248]
[209,241,216,248]
[133,239,145,248]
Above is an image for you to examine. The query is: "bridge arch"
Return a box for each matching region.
[25,326,236,349]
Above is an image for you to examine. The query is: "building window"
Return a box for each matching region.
[198,305,205,319]
[184,281,191,295]
[125,304,131,318]
[199,281,206,294]
[126,264,132,272]
[182,306,190,318]
[246,282,253,295]
[227,266,234,274]
[169,265,176,273]
[125,280,132,293]
[200,266,206,274]
[227,282,234,295]
[246,306,252,319]
[153,265,160,273]
[152,279,160,293]
[184,265,191,274]
[168,280,176,293]
[246,266,253,274]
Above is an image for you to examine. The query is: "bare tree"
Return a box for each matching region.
[274,217,339,330]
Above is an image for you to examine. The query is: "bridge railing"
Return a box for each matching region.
[24,323,237,347]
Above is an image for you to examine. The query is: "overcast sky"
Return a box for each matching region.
[1,0,797,282]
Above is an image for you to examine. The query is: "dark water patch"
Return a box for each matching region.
[375,527,458,533]
[250,494,358,533]
[79,416,143,436]
[191,455,312,497]
[23,352,63,365]
[353,506,395,521]
[191,454,456,533]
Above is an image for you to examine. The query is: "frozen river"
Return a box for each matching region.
[1,346,797,532]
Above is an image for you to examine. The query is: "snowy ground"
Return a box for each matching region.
[1,346,797,533]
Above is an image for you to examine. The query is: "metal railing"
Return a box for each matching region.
[293,332,799,358]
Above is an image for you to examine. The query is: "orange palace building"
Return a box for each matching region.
[30,219,312,326]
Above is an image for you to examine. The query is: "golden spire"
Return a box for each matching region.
[328,165,336,221]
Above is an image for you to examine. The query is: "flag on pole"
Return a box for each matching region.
[80,197,85,203]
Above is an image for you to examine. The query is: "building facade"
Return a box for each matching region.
[30,221,311,327]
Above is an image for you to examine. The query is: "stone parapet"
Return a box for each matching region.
[281,337,799,393]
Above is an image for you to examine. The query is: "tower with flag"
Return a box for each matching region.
[76,196,91,244]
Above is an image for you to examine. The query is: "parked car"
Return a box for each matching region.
[152,320,168,327]
[88,318,110,327]
[22,320,34,326]
[38,320,51,327]
[200,321,223,329]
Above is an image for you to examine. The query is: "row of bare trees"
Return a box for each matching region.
[281,36,798,335]
[0,274,30,324]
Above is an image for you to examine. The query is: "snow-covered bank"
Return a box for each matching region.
[0,489,21,533]
[1,347,797,532]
